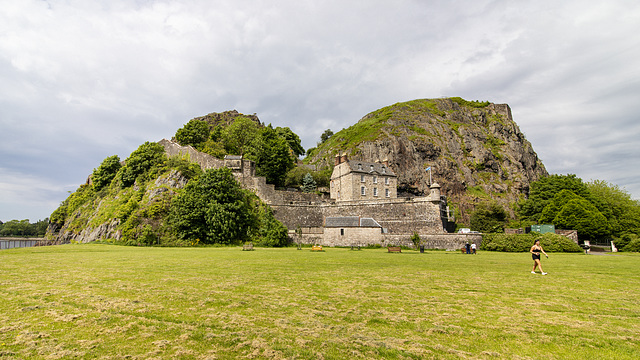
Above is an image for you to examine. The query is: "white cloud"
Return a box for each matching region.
[1,0,640,222]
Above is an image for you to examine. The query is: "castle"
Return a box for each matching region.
[159,139,481,249]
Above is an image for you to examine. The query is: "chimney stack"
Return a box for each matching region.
[382,158,389,167]
[341,153,348,164]
[334,154,341,166]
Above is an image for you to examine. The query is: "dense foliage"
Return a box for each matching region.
[481,233,582,252]
[0,219,48,237]
[91,155,122,191]
[174,115,300,188]
[119,142,167,187]
[167,168,256,245]
[469,201,508,233]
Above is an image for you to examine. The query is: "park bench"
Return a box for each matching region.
[387,246,402,253]
[242,242,254,251]
[311,245,323,251]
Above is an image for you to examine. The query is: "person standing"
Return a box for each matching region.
[471,242,476,254]
[530,240,548,275]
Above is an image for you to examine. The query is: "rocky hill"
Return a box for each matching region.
[306,98,548,222]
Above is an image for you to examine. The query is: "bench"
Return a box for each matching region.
[387,246,402,253]
[311,245,323,252]
[242,243,254,251]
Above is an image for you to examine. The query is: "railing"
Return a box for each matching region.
[0,238,64,250]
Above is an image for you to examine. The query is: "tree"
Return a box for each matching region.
[119,142,166,187]
[175,119,210,149]
[276,126,305,157]
[519,174,592,221]
[585,180,640,237]
[301,173,317,193]
[167,168,256,244]
[223,116,261,157]
[470,201,508,233]
[92,155,121,191]
[552,197,611,240]
[255,126,295,187]
[320,129,333,144]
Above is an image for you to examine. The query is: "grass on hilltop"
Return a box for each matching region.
[1,245,639,359]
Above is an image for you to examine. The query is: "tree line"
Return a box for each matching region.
[468,174,640,251]
[0,219,48,237]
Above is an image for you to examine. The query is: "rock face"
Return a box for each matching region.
[307,98,548,222]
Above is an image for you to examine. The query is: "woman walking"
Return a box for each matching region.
[530,239,548,275]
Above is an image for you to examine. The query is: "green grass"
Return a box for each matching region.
[1,245,639,359]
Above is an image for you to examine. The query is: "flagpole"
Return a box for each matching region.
[426,166,432,185]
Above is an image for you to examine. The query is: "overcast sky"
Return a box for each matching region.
[1,0,639,222]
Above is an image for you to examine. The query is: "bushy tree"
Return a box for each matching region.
[255,205,289,247]
[167,168,256,244]
[585,180,640,237]
[284,166,330,189]
[276,126,305,157]
[92,155,121,191]
[223,116,261,157]
[469,201,508,233]
[255,126,295,187]
[175,119,210,149]
[320,129,333,144]
[119,142,166,187]
[519,174,591,221]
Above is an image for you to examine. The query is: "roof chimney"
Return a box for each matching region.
[334,154,341,166]
[382,158,389,167]
[341,153,348,164]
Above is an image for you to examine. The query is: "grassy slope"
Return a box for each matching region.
[1,245,639,359]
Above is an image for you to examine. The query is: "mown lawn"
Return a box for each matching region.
[0,245,638,359]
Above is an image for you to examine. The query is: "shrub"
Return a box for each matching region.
[92,155,122,191]
[622,238,640,252]
[120,142,166,187]
[481,233,582,252]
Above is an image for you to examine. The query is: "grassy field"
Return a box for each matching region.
[0,245,638,359]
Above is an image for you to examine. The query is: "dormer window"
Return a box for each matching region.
[370,165,374,172]
[357,163,363,170]
[382,167,386,174]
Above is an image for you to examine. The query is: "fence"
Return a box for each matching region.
[0,238,65,250]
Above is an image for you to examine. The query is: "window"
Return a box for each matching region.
[340,229,344,236]
[361,186,366,196]
[385,177,389,185]
[382,167,386,174]
[370,165,374,172]
[385,188,390,197]
[373,175,378,183]
[361,174,365,182]
[358,163,363,170]
[373,188,378,197]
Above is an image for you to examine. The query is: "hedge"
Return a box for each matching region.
[481,233,583,252]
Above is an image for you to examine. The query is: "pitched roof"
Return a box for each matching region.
[346,160,396,176]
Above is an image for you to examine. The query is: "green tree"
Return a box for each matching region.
[175,119,210,149]
[320,129,333,144]
[223,116,261,157]
[552,197,611,241]
[519,174,591,221]
[255,126,295,187]
[92,155,122,191]
[585,180,640,237]
[167,168,256,244]
[470,201,508,233]
[119,142,166,187]
[276,126,305,157]
[301,173,317,193]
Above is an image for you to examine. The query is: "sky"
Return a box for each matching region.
[1,0,639,222]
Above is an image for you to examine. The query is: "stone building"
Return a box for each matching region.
[159,139,480,249]
[330,154,397,201]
